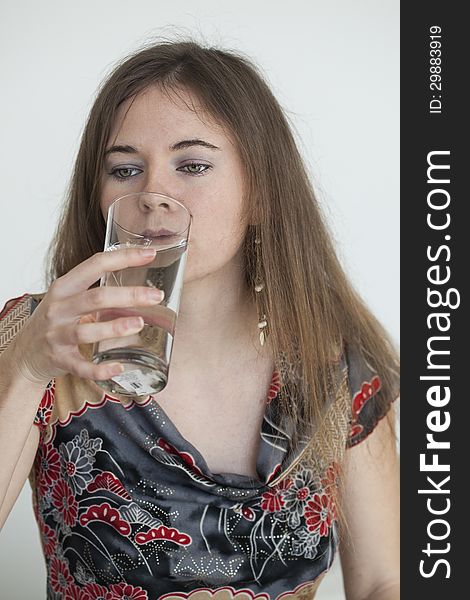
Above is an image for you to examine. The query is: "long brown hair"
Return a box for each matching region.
[45,37,399,536]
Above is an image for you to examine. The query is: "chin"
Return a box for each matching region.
[182,266,206,285]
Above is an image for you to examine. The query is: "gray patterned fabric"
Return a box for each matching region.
[0,293,398,599]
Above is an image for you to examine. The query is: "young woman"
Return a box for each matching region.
[0,40,400,599]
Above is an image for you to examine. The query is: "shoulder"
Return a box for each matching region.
[1,294,35,354]
[0,293,46,345]
[343,339,399,449]
[0,293,30,318]
[0,292,46,318]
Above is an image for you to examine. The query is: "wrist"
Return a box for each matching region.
[5,335,50,389]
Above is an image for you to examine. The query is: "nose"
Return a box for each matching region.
[135,191,191,237]
[137,193,178,213]
[140,166,175,202]
[134,168,191,222]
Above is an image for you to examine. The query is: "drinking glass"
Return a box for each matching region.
[92,192,192,397]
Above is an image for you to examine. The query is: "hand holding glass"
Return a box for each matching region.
[92,192,192,397]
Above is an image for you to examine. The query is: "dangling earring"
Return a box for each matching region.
[254,235,268,346]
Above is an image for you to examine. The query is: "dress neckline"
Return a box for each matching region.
[145,366,282,483]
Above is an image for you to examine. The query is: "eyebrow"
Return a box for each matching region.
[104,139,220,157]
[171,139,220,151]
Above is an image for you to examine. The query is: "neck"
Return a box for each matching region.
[170,267,264,370]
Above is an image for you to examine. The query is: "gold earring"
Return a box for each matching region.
[254,236,268,346]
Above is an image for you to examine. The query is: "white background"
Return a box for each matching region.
[0,1,399,598]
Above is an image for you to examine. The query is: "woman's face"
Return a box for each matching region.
[100,85,248,284]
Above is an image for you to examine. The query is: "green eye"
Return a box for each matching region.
[179,163,212,176]
[110,167,142,181]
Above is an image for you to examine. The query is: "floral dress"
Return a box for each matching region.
[0,294,399,600]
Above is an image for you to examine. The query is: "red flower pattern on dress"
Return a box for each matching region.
[320,462,339,528]
[261,477,293,512]
[349,375,382,439]
[87,471,132,500]
[33,380,55,430]
[157,438,204,476]
[79,502,131,536]
[266,370,281,404]
[320,462,340,490]
[49,556,74,593]
[51,479,78,527]
[266,463,282,485]
[40,522,57,558]
[64,583,82,600]
[304,493,336,537]
[241,506,256,521]
[159,587,270,599]
[107,582,149,600]
[38,442,61,495]
[135,525,192,546]
[80,582,110,600]
[231,503,257,522]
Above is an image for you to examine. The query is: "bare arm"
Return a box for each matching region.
[339,403,400,600]
[0,321,45,528]
[0,246,165,530]
[0,423,40,530]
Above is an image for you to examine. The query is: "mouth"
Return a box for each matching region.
[141,228,174,238]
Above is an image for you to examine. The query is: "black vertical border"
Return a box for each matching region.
[401,3,467,596]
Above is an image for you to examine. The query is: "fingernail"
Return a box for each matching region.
[148,289,164,302]
[128,317,144,329]
[109,364,125,375]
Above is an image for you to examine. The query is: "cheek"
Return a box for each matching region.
[190,185,245,232]
[100,203,107,222]
[183,211,247,282]
[99,172,121,221]
[189,199,245,250]
[99,197,116,223]
[99,176,110,218]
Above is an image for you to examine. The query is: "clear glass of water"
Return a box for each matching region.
[92,192,192,397]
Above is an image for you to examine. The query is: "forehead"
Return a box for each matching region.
[108,85,226,142]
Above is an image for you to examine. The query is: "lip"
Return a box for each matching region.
[141,228,174,238]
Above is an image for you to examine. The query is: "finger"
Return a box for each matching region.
[54,285,164,321]
[67,315,145,346]
[50,247,158,298]
[133,304,175,335]
[61,349,125,381]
